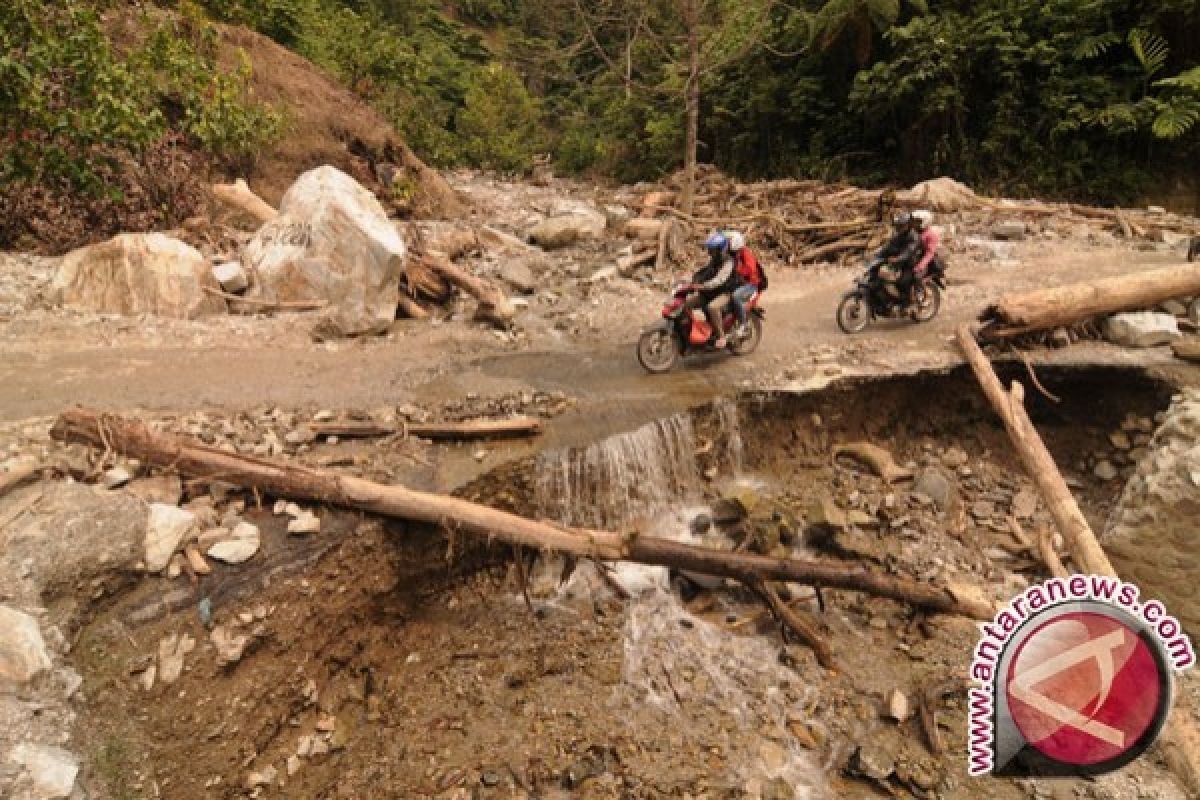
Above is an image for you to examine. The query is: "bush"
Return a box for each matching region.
[456,63,543,172]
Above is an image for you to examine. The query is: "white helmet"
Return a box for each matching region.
[727,231,746,252]
[912,210,934,230]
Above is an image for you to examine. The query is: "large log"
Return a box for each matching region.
[421,251,515,327]
[978,262,1200,339]
[50,409,995,620]
[310,417,542,441]
[957,326,1200,795]
[211,179,278,227]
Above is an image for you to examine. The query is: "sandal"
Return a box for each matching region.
[714,335,728,349]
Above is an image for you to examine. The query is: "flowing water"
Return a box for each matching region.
[533,404,825,797]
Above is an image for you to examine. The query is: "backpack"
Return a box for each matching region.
[757,258,769,291]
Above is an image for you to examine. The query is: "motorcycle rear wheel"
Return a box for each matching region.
[836,292,871,334]
[910,283,942,323]
[728,315,763,356]
[637,328,679,373]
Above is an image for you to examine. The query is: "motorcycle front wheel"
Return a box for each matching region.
[910,283,942,323]
[728,315,763,356]
[637,327,680,373]
[836,292,871,334]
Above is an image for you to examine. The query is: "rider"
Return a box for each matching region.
[727,231,765,337]
[873,211,920,303]
[686,231,739,349]
[907,209,939,303]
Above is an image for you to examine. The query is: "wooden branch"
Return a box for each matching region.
[422,251,515,327]
[0,462,41,499]
[211,179,278,227]
[755,580,835,671]
[50,409,995,620]
[310,417,543,441]
[395,293,429,320]
[978,263,1200,339]
[202,286,325,311]
[796,235,870,264]
[617,249,656,275]
[956,325,1200,794]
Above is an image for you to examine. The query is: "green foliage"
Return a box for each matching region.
[456,63,543,172]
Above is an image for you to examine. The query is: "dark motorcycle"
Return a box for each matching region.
[636,282,764,373]
[836,257,945,334]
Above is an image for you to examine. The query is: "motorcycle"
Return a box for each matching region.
[636,282,764,373]
[836,257,945,334]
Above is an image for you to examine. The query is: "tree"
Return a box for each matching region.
[456,63,544,172]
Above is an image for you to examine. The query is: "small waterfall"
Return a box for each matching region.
[715,397,744,474]
[536,412,703,528]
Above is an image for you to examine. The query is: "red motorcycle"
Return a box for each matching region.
[636,282,764,373]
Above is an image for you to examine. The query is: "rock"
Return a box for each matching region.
[603,204,632,230]
[722,484,762,517]
[886,688,910,722]
[1147,205,1167,215]
[206,522,261,564]
[144,504,196,573]
[527,211,606,249]
[941,446,969,468]
[1161,299,1188,317]
[285,427,317,446]
[246,765,278,789]
[125,474,184,506]
[287,754,303,777]
[499,260,536,294]
[243,166,407,338]
[913,468,957,511]
[288,512,321,535]
[849,741,897,782]
[212,261,249,293]
[1109,431,1132,450]
[806,495,847,531]
[102,466,133,489]
[1093,460,1119,481]
[49,233,226,319]
[1173,338,1200,364]
[7,743,79,798]
[211,625,250,667]
[1012,488,1038,519]
[184,546,211,575]
[897,177,979,213]
[0,606,53,683]
[157,632,196,685]
[992,221,1027,241]
[689,513,712,535]
[1104,312,1181,348]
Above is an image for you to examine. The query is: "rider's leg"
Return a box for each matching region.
[705,293,731,347]
[731,285,756,334]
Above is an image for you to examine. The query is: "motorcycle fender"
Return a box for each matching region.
[641,319,674,335]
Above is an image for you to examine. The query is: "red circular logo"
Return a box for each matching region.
[1005,611,1164,767]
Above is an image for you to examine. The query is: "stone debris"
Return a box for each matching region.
[157,632,196,685]
[144,504,197,573]
[0,605,53,683]
[211,625,250,667]
[246,764,278,789]
[288,511,321,535]
[886,688,910,722]
[206,521,261,564]
[213,261,249,293]
[102,465,133,489]
[7,743,79,799]
[1105,311,1182,348]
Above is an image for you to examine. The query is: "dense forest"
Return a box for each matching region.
[2,0,1199,211]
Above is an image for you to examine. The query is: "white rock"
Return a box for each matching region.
[1105,312,1182,348]
[0,606,53,683]
[207,522,260,564]
[50,233,225,319]
[157,633,196,685]
[7,743,79,798]
[992,221,1027,241]
[211,625,250,667]
[527,211,606,249]
[246,765,278,789]
[887,688,910,722]
[102,466,133,489]
[212,261,249,293]
[242,166,407,338]
[288,512,321,535]
[144,504,196,573]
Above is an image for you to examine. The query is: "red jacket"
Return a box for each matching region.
[915,228,940,276]
[735,248,763,288]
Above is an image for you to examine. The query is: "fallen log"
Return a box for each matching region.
[0,462,41,499]
[957,325,1200,795]
[796,235,870,265]
[754,579,835,671]
[395,293,429,320]
[211,179,278,227]
[978,262,1200,340]
[422,251,515,327]
[617,249,656,276]
[202,286,325,312]
[310,417,542,441]
[51,409,995,620]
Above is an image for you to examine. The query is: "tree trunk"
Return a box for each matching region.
[421,251,515,327]
[956,326,1200,795]
[210,179,278,227]
[309,417,543,441]
[681,0,701,216]
[50,409,995,620]
[978,262,1200,339]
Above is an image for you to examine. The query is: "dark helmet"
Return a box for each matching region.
[705,231,729,258]
[892,211,913,230]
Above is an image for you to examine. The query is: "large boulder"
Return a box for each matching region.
[1104,390,1200,637]
[1104,312,1182,348]
[243,166,407,337]
[527,208,606,250]
[897,177,979,213]
[50,233,225,319]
